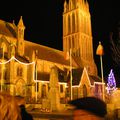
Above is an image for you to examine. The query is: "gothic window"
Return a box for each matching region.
[72,13,75,33]
[84,17,86,34]
[83,17,85,33]
[34,82,39,92]
[4,70,7,81]
[17,67,23,77]
[17,67,19,76]
[69,37,71,49]
[68,15,71,34]
[76,12,79,32]
[16,79,25,96]
[86,17,88,34]
[81,15,83,32]
[88,19,91,35]
[72,36,75,49]
[41,84,46,98]
[60,84,63,93]
[63,17,66,36]
[83,84,87,97]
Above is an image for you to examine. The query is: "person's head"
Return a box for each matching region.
[69,97,107,120]
[14,95,25,106]
[0,92,22,120]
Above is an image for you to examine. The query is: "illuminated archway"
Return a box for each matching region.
[15,78,26,96]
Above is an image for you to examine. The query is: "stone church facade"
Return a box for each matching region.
[0,0,103,104]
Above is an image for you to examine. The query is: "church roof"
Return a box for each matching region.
[69,68,102,86]
[72,56,84,68]
[24,41,78,67]
[72,68,83,86]
[33,67,102,86]
[64,68,84,86]
[89,75,102,85]
[0,52,29,63]
[34,70,68,83]
[0,19,17,38]
[37,72,50,81]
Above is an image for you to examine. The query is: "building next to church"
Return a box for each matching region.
[0,0,105,106]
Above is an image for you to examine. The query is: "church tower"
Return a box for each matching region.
[63,0,97,75]
[17,16,25,56]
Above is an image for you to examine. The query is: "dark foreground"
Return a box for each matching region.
[29,110,73,120]
[28,110,120,120]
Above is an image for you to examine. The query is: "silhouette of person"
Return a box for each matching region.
[19,105,33,120]
[69,97,107,120]
[0,92,22,120]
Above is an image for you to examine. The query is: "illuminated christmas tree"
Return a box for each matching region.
[107,69,116,94]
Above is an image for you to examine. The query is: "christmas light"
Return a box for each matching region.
[107,69,117,94]
[0,56,35,65]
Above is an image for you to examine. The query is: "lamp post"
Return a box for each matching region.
[70,48,73,100]
[35,50,38,103]
[1,47,5,92]
[96,41,105,100]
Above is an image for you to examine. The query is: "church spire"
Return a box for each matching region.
[17,16,25,39]
[17,16,25,56]
[17,16,25,29]
[63,0,97,75]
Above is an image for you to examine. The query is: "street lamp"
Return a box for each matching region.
[96,41,105,100]
[1,46,5,92]
[70,48,73,100]
[35,50,38,103]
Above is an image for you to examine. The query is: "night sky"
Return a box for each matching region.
[0,0,120,82]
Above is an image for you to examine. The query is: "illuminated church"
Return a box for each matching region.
[0,0,103,104]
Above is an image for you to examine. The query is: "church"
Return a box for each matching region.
[0,0,104,105]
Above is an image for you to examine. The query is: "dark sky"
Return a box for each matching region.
[0,0,120,80]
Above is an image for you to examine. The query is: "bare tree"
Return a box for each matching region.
[110,22,120,67]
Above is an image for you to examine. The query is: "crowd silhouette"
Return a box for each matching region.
[0,92,33,120]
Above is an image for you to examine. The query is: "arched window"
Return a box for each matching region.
[41,84,47,98]
[76,12,79,32]
[34,82,39,92]
[60,84,63,93]
[69,37,71,49]
[63,16,66,36]
[81,14,83,32]
[83,84,87,97]
[68,15,71,34]
[72,36,75,49]
[72,13,75,33]
[4,69,7,81]
[17,67,23,77]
